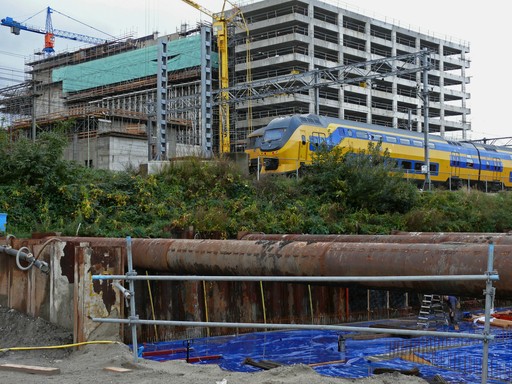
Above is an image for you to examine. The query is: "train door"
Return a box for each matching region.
[299,129,308,164]
[450,151,460,178]
[492,157,501,181]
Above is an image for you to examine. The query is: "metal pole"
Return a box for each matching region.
[257,156,260,181]
[92,317,493,342]
[314,71,319,115]
[93,274,498,283]
[126,236,139,363]
[31,82,36,142]
[482,242,496,384]
[87,116,90,167]
[422,49,431,191]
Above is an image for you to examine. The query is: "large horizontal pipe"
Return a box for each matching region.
[30,236,510,298]
[238,232,512,244]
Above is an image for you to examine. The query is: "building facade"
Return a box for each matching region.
[231,0,470,146]
[0,0,470,169]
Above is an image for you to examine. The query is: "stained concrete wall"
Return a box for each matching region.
[64,134,148,171]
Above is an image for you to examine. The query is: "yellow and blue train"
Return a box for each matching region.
[246,114,512,190]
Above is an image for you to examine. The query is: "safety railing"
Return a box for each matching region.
[92,237,498,384]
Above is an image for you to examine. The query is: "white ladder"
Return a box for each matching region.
[417,294,445,328]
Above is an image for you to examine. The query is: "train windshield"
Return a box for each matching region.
[246,128,265,150]
[247,134,262,150]
[263,128,286,143]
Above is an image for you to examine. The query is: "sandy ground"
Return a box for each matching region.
[0,305,429,384]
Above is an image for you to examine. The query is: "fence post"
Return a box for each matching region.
[481,242,496,384]
[126,236,139,363]
[257,156,260,181]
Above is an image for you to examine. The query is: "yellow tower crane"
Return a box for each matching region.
[181,0,247,154]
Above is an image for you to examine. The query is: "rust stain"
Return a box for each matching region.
[61,241,75,283]
[89,247,118,314]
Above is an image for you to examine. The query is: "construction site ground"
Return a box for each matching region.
[1,304,510,383]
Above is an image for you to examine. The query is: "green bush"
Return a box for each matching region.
[300,142,419,214]
[0,131,511,238]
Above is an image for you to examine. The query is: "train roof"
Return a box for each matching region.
[249,114,512,156]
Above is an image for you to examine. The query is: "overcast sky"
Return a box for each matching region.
[0,0,506,140]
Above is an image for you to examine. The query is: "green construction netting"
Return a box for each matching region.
[53,34,218,93]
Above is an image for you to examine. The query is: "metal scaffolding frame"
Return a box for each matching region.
[93,237,497,383]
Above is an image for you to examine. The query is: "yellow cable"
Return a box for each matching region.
[0,340,120,353]
[260,281,267,325]
[308,284,314,324]
[202,281,210,337]
[146,270,158,342]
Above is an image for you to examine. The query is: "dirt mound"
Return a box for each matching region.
[0,305,73,361]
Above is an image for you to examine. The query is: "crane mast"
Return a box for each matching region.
[181,0,239,154]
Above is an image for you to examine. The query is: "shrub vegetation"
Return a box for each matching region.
[1,130,511,238]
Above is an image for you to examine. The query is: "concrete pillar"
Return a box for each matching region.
[365,21,372,124]
[391,29,398,128]
[338,11,345,119]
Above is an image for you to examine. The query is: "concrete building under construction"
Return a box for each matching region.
[0,0,470,170]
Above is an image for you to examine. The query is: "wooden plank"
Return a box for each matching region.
[103,366,132,373]
[0,363,60,375]
[309,359,347,367]
[374,366,420,376]
[243,357,282,370]
[400,352,433,365]
[142,347,191,357]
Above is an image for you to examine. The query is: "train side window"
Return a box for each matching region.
[428,143,435,149]
[310,132,326,148]
[399,138,410,145]
[372,134,382,142]
[414,162,424,172]
[401,160,412,170]
[356,131,368,139]
[386,136,397,143]
[346,129,353,137]
[413,140,422,147]
[430,163,439,173]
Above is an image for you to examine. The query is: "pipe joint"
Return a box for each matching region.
[112,281,132,299]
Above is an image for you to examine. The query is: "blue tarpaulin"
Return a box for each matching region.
[136,316,512,383]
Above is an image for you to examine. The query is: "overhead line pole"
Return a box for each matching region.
[421,49,432,191]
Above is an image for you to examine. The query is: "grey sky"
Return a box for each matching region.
[0,1,505,140]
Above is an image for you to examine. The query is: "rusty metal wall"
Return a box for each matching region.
[1,234,507,345]
[133,275,349,343]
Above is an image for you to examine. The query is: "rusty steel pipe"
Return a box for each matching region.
[238,232,512,245]
[25,236,511,298]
